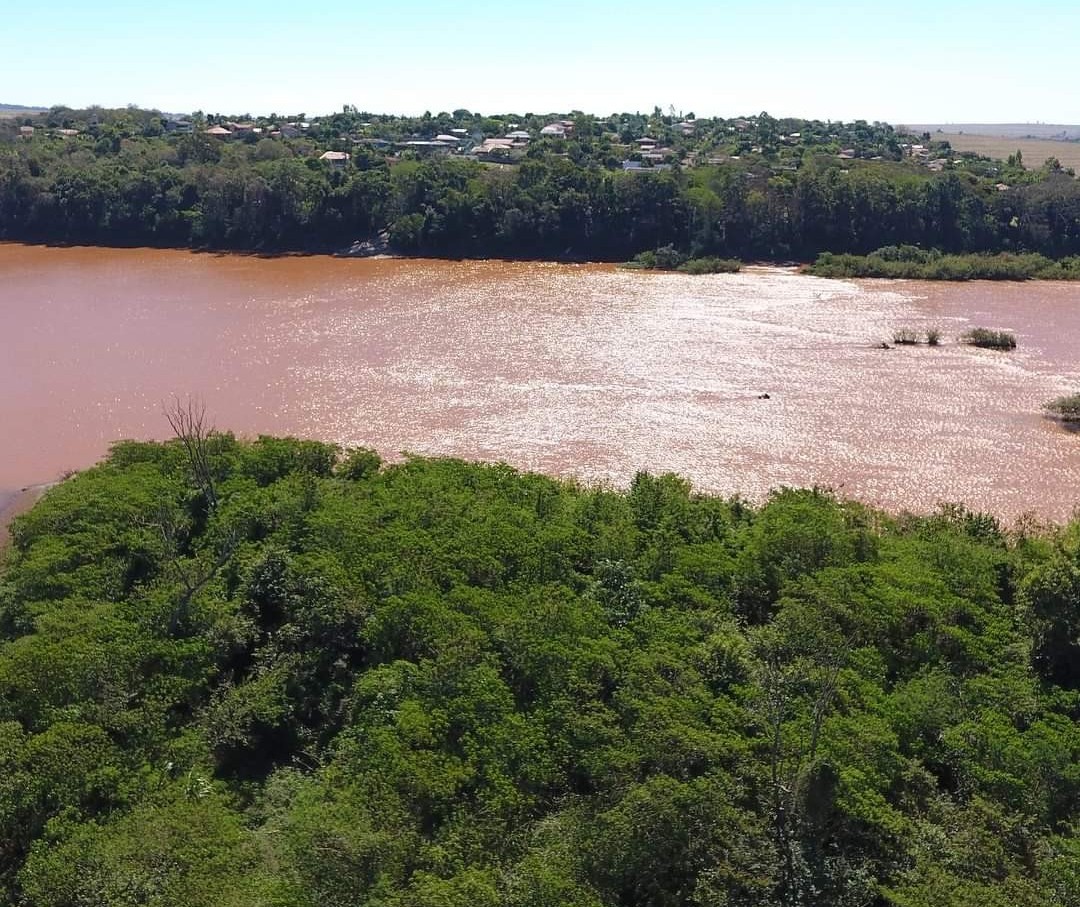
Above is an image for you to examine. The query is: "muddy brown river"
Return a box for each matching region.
[2,243,1079,522]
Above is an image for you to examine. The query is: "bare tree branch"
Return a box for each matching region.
[164,395,219,509]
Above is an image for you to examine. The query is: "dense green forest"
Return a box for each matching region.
[1,431,1078,906]
[3,106,1080,263]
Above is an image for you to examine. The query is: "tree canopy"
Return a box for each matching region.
[3,107,1080,263]
[1,435,1078,905]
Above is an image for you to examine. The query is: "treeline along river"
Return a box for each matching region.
[2,243,1080,521]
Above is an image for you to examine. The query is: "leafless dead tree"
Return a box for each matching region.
[164,395,219,509]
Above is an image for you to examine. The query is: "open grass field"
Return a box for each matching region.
[907,123,1080,140]
[927,132,1080,171]
[0,105,46,119]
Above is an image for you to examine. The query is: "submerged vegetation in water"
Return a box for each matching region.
[1044,393,1080,423]
[962,327,1018,350]
[1,432,1079,906]
[808,246,1080,281]
[888,327,942,346]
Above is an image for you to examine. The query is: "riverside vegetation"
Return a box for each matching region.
[3,106,1080,272]
[961,328,1018,351]
[621,246,741,273]
[807,247,1080,281]
[1044,394,1080,423]
[1,429,1079,907]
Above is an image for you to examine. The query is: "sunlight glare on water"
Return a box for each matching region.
[2,245,1079,521]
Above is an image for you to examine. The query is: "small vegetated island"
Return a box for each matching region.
[962,327,1018,350]
[3,106,1080,278]
[1044,393,1080,423]
[621,245,741,273]
[1,430,1079,906]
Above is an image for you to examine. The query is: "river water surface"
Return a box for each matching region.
[3,244,1079,521]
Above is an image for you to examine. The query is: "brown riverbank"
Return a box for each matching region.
[2,243,1080,522]
[0,484,52,552]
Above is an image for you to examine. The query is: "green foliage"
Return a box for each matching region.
[6,107,1080,264]
[1043,393,1080,423]
[809,249,1080,281]
[625,250,742,274]
[0,438,1078,905]
[961,327,1018,350]
[675,256,741,274]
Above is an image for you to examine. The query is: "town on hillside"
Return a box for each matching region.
[9,104,1072,184]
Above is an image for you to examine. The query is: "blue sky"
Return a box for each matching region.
[5,0,1079,123]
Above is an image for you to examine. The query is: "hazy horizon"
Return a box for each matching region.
[7,96,1080,132]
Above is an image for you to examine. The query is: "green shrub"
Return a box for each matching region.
[338,447,383,480]
[676,257,741,274]
[806,250,1080,282]
[623,250,658,270]
[1043,393,1080,422]
[926,328,941,346]
[652,245,686,269]
[624,250,741,274]
[962,327,1017,351]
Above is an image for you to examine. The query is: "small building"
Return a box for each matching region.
[401,140,451,156]
[475,138,514,154]
[319,150,351,168]
[204,125,231,137]
[473,138,518,161]
[622,160,671,173]
[540,123,566,137]
[636,136,658,147]
[56,128,79,138]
